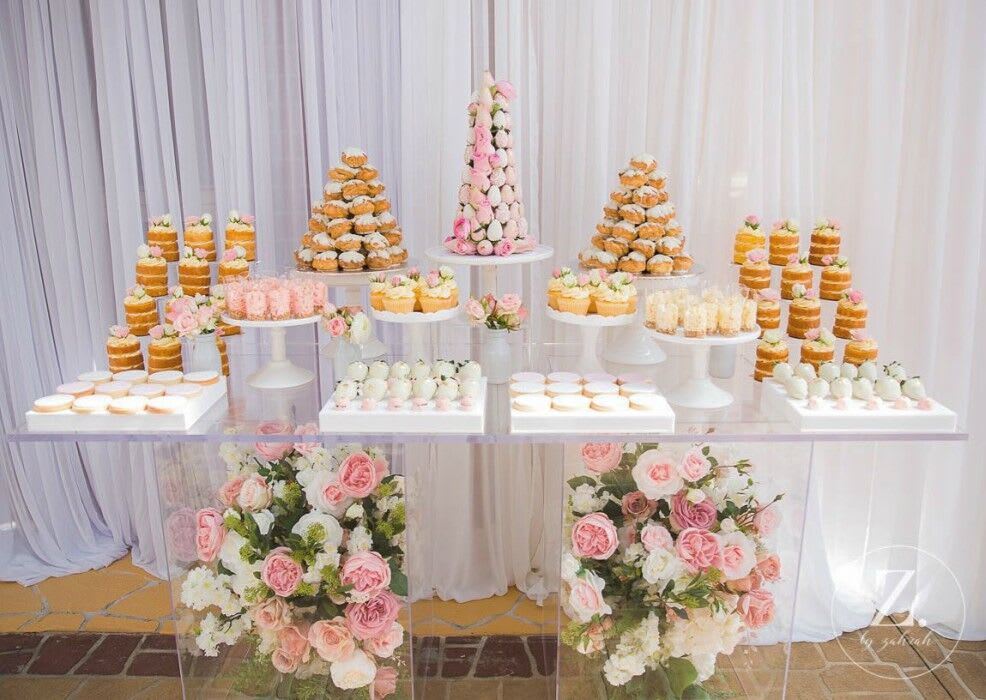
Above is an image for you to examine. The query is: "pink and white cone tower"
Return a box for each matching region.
[444,71,535,256]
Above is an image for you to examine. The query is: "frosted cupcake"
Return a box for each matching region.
[419,271,454,312]
[368,273,387,311]
[547,267,572,310]
[382,275,416,313]
[558,274,592,315]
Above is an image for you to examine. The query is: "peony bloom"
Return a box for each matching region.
[579,443,622,474]
[308,617,356,662]
[738,589,776,629]
[252,597,292,631]
[330,649,377,690]
[365,621,404,658]
[345,590,402,641]
[236,475,273,512]
[337,452,388,499]
[669,491,718,531]
[261,547,304,597]
[675,528,723,572]
[639,523,673,553]
[570,512,619,560]
[373,665,398,698]
[194,508,226,562]
[255,420,294,462]
[678,449,712,482]
[340,551,392,595]
[632,450,684,499]
[495,80,516,100]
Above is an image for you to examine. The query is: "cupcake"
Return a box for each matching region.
[595,283,631,317]
[383,275,416,313]
[780,252,813,299]
[547,267,571,310]
[809,218,841,266]
[558,274,592,315]
[799,327,836,370]
[419,271,454,312]
[834,289,867,339]
[755,329,789,381]
[819,255,851,300]
[738,248,771,291]
[438,266,458,305]
[368,273,387,311]
[768,218,800,266]
[732,214,765,265]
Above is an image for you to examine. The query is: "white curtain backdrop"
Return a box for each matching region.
[1,0,984,640]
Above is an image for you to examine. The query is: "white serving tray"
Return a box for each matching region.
[510,395,675,434]
[760,379,957,433]
[318,379,486,434]
[25,378,228,432]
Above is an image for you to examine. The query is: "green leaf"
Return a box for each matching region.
[666,657,698,698]
[389,559,408,597]
[567,475,597,490]
[682,685,711,700]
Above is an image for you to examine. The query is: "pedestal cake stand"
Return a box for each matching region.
[221,315,320,389]
[545,306,635,372]
[370,306,460,361]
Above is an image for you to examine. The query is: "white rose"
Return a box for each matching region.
[560,553,580,583]
[567,570,611,623]
[641,548,683,585]
[329,649,376,690]
[292,511,343,549]
[719,517,737,533]
[252,509,275,535]
[222,507,240,522]
[304,470,349,517]
[228,209,239,220]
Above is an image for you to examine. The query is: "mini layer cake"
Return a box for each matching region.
[732,215,765,264]
[756,289,781,335]
[799,327,836,370]
[755,330,789,381]
[786,284,820,339]
[218,245,250,283]
[819,255,851,300]
[781,252,813,300]
[834,289,867,339]
[843,331,879,366]
[809,218,841,266]
[178,246,212,296]
[146,214,178,262]
[135,244,168,297]
[768,219,800,266]
[738,249,771,291]
[106,325,144,373]
[123,285,159,336]
[183,214,216,262]
[224,210,256,261]
[147,325,183,373]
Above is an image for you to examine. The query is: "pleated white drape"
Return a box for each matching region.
[2,0,984,639]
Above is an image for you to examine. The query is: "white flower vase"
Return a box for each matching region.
[185,334,222,373]
[482,328,512,384]
[332,337,361,381]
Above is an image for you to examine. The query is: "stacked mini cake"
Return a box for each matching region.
[579,154,692,276]
[295,148,408,272]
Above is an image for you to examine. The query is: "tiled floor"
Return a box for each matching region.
[2,554,985,698]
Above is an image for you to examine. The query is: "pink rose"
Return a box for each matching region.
[255,420,294,461]
[495,80,516,100]
[756,553,782,582]
[308,617,356,662]
[621,491,656,521]
[237,475,273,512]
[253,597,292,631]
[222,248,236,262]
[327,315,347,337]
[744,214,759,226]
[149,245,163,257]
[720,533,756,580]
[464,298,487,322]
[271,648,299,674]
[493,238,515,256]
[164,508,197,562]
[738,589,776,629]
[345,590,402,641]
[374,666,398,698]
[454,238,477,255]
[579,443,622,474]
[194,508,226,562]
[338,452,388,499]
[758,288,780,302]
[476,239,494,256]
[822,254,833,266]
[847,289,864,304]
[669,491,718,531]
[804,327,820,341]
[632,450,684,499]
[728,570,763,593]
[366,621,403,658]
[219,475,246,507]
[753,505,780,536]
[498,293,522,314]
[640,524,673,553]
[172,312,198,335]
[746,248,767,263]
[272,624,311,673]
[569,577,608,621]
[678,449,712,481]
[341,551,392,594]
[262,547,304,597]
[293,422,319,456]
[148,324,165,340]
[570,513,619,560]
[453,216,471,240]
[675,528,723,572]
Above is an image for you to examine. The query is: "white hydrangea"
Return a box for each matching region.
[181,566,231,611]
[662,608,743,659]
[641,548,683,585]
[347,524,373,553]
[602,651,646,687]
[195,611,251,657]
[571,483,603,513]
[219,442,254,471]
[690,652,717,682]
[389,531,406,552]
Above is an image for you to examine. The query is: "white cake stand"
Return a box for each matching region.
[545,306,634,371]
[294,264,409,359]
[426,244,554,295]
[646,325,759,408]
[370,306,460,360]
[221,315,319,389]
[589,263,704,366]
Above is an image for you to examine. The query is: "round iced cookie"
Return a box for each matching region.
[183,370,219,386]
[583,372,616,384]
[629,393,665,411]
[509,382,546,398]
[583,382,619,397]
[546,371,582,384]
[95,381,133,398]
[551,394,590,411]
[166,383,202,399]
[512,394,551,412]
[511,371,545,384]
[108,396,148,414]
[77,370,113,385]
[146,396,188,414]
[149,370,184,386]
[71,394,113,413]
[56,381,95,398]
[591,394,630,412]
[113,369,148,384]
[620,382,657,397]
[546,382,582,397]
[33,394,74,413]
[130,383,166,399]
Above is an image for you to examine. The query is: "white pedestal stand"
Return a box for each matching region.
[221,315,319,389]
[294,265,408,360]
[370,306,460,361]
[599,264,705,366]
[426,244,554,296]
[545,307,634,372]
[646,326,759,409]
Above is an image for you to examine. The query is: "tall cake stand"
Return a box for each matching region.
[294,265,408,359]
[221,315,320,389]
[546,306,635,371]
[646,325,759,409]
[370,306,460,361]
[593,263,704,366]
[426,244,554,295]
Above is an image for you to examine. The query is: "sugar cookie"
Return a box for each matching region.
[166,383,202,399]
[113,369,148,384]
[56,381,95,398]
[551,394,590,411]
[620,382,657,397]
[146,396,187,414]
[71,394,113,413]
[629,393,665,411]
[149,370,184,386]
[546,372,581,384]
[108,396,148,414]
[511,372,546,384]
[509,382,546,398]
[617,372,649,385]
[583,372,616,384]
[183,370,219,386]
[95,381,132,398]
[130,383,166,399]
[512,395,551,412]
[583,382,620,397]
[546,382,582,397]
[33,394,74,413]
[77,370,113,385]
[591,394,629,411]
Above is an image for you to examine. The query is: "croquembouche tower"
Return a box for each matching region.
[443,71,535,256]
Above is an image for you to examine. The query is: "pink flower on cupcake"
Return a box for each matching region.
[194,508,226,562]
[738,589,776,629]
[148,324,165,340]
[341,551,392,595]
[579,443,622,474]
[669,491,717,530]
[255,420,294,461]
[308,617,356,662]
[571,512,619,561]
[675,527,723,572]
[632,449,684,499]
[261,547,304,597]
[345,590,402,641]
[337,451,388,499]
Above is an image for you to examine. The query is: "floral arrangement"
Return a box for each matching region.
[165,291,220,337]
[771,218,799,233]
[561,442,783,697]
[465,292,527,331]
[137,244,165,261]
[148,214,173,228]
[179,430,406,697]
[185,213,213,228]
[444,71,534,257]
[322,304,372,345]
